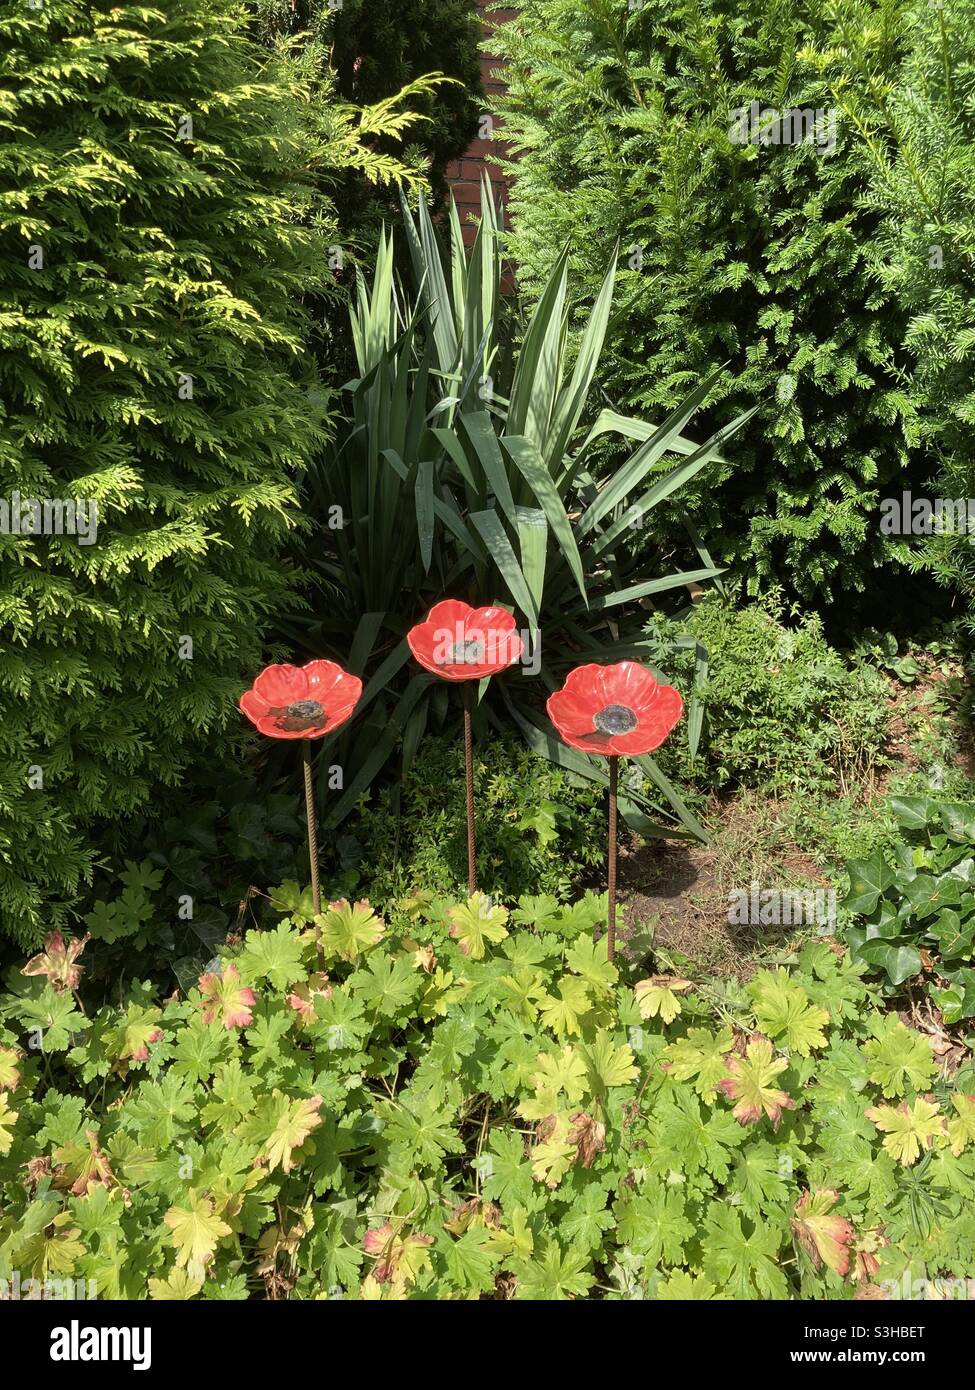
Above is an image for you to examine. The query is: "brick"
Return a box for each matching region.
[445,2,518,285]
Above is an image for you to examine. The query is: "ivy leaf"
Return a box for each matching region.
[946,1094,975,1157]
[634,975,693,1025]
[661,1025,735,1101]
[197,964,256,1031]
[863,1017,936,1098]
[320,899,386,963]
[238,922,306,989]
[900,872,962,919]
[749,968,829,1055]
[928,908,975,959]
[717,1036,796,1130]
[791,1188,854,1277]
[448,893,509,959]
[856,939,922,987]
[889,796,934,831]
[842,854,896,914]
[865,1097,945,1165]
[164,1192,232,1278]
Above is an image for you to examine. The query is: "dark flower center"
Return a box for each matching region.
[272,698,325,732]
[448,639,485,665]
[593,703,637,735]
[287,700,323,719]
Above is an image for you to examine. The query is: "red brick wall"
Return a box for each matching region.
[444,2,518,244]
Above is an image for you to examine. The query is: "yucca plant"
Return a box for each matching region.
[297,181,757,842]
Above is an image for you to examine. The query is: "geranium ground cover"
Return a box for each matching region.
[1,893,972,1300]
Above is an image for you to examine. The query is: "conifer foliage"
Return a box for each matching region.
[0,0,334,946]
[493,0,922,603]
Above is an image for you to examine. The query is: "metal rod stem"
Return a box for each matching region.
[303,739,323,965]
[607,755,618,963]
[463,683,476,896]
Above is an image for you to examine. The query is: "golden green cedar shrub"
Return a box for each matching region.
[0,0,340,946]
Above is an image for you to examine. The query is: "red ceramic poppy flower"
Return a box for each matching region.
[240,660,362,741]
[407,600,523,683]
[546,661,683,756]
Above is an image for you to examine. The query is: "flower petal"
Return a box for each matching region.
[597,660,658,709]
[302,660,348,700]
[253,663,307,706]
[424,599,475,630]
[253,717,311,740]
[608,685,683,754]
[468,605,517,635]
[547,689,599,737]
[555,727,615,755]
[240,689,270,724]
[561,663,609,708]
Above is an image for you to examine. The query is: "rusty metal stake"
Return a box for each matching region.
[462,682,476,896]
[606,754,618,963]
[302,739,323,966]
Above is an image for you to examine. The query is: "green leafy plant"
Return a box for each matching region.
[293,186,755,842]
[852,629,922,685]
[644,590,893,795]
[842,795,975,1021]
[1,889,973,1299]
[335,733,608,905]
